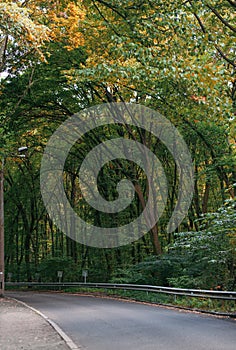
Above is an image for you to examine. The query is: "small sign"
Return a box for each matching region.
[7,273,12,282]
[82,270,88,277]
[57,270,63,283]
[82,270,88,283]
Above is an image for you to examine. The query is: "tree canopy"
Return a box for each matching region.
[0,0,235,290]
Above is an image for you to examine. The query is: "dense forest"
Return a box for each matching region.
[0,0,235,290]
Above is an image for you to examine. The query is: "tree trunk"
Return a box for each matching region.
[134,183,162,255]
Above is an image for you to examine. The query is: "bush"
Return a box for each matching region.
[38,257,80,282]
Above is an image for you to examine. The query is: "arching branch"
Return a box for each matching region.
[0,36,8,72]
[226,0,236,8]
[207,3,236,33]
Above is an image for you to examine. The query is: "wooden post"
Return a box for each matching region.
[0,158,5,297]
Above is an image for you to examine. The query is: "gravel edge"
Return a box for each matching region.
[6,297,82,350]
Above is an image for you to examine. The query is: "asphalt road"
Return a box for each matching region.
[7,291,236,350]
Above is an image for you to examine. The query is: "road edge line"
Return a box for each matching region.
[8,297,82,350]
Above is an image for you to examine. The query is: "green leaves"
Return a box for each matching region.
[168,198,236,289]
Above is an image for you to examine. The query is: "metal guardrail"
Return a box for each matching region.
[5,282,236,301]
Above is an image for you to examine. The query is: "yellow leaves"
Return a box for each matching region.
[120,57,138,68]
[0,1,50,59]
[180,56,227,97]
[48,2,85,50]
[0,0,87,65]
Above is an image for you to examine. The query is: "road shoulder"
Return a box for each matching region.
[0,297,73,350]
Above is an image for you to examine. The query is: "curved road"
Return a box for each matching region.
[7,291,236,350]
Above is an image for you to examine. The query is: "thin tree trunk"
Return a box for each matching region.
[134,183,162,255]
